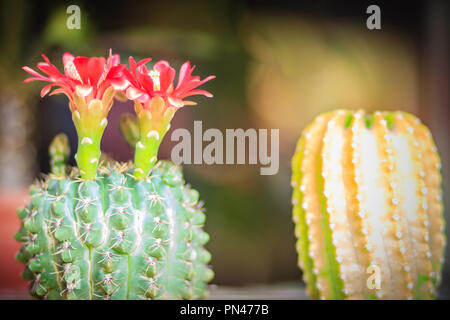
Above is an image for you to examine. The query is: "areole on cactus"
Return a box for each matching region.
[16,50,215,299]
[291,109,445,300]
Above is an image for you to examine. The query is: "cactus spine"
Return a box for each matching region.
[17,51,215,299]
[291,110,445,300]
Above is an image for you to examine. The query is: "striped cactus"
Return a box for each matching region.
[291,109,445,300]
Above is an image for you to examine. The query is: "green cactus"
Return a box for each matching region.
[15,138,213,299]
[17,51,215,299]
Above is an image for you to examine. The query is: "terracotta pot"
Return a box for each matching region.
[0,188,30,293]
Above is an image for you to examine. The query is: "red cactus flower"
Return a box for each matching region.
[23,50,129,180]
[122,56,215,178]
[22,50,128,105]
[124,56,215,108]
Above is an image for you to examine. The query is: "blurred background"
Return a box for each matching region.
[0,0,448,298]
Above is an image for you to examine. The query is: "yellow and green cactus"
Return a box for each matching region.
[291,109,445,300]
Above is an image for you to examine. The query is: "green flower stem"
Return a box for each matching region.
[74,129,104,180]
[133,97,175,179]
[133,118,172,179]
[71,102,108,180]
[134,136,161,178]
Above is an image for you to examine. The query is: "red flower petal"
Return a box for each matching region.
[124,56,215,108]
[176,61,193,89]
[23,51,129,107]
[179,89,213,99]
[168,97,184,108]
[107,49,121,68]
[37,62,63,79]
[88,57,107,88]
[136,57,152,68]
[73,56,90,84]
[40,83,56,97]
[41,54,51,65]
[22,66,46,79]
[154,60,175,92]
[137,71,154,93]
[63,52,75,65]
[183,101,198,106]
[23,77,46,83]
[49,88,72,100]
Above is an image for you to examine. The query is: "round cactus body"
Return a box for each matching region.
[15,159,213,299]
[291,109,445,300]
